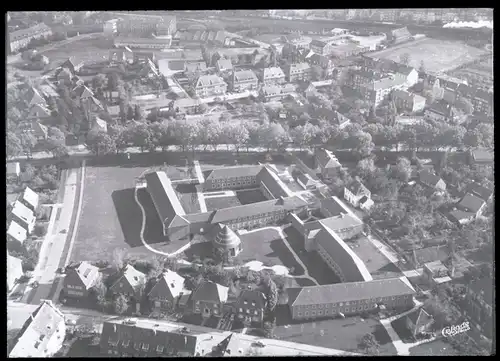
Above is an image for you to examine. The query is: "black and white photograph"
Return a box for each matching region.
[6,9,494,357]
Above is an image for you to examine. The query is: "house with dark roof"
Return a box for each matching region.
[406,308,434,338]
[467,181,493,202]
[456,193,486,218]
[191,281,229,318]
[405,244,451,268]
[216,58,233,73]
[457,85,493,116]
[422,260,451,287]
[392,89,426,113]
[344,180,371,208]
[185,61,207,73]
[230,70,258,92]
[417,169,446,191]
[10,200,36,234]
[28,103,52,120]
[233,290,267,326]
[63,261,101,299]
[287,277,415,320]
[309,39,334,56]
[284,63,312,82]
[8,300,66,358]
[110,264,147,301]
[462,277,493,338]
[260,84,295,101]
[261,67,286,85]
[194,75,227,98]
[424,100,456,123]
[468,148,494,167]
[29,120,49,141]
[306,53,335,76]
[8,254,24,292]
[315,148,341,180]
[148,270,191,311]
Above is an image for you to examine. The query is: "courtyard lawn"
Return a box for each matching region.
[273,309,397,355]
[344,236,403,280]
[238,229,305,276]
[390,316,415,343]
[71,166,190,264]
[205,195,242,211]
[235,188,267,205]
[283,226,341,285]
[409,339,459,356]
[174,184,201,214]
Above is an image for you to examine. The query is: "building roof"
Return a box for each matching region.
[71,261,100,289]
[418,169,444,188]
[204,165,263,181]
[407,308,433,328]
[257,166,294,199]
[346,179,370,197]
[8,220,28,243]
[425,100,453,117]
[73,84,95,99]
[467,181,494,201]
[424,260,448,274]
[21,187,38,210]
[210,196,307,225]
[468,277,493,307]
[174,97,202,109]
[363,75,406,91]
[213,223,241,250]
[216,59,233,71]
[8,254,24,290]
[409,245,451,266]
[185,61,207,73]
[288,276,415,307]
[158,59,186,74]
[32,121,48,139]
[392,89,425,104]
[26,87,46,107]
[316,148,341,169]
[148,270,189,300]
[232,69,257,83]
[112,264,146,293]
[263,67,285,80]
[93,116,108,131]
[191,281,229,303]
[320,197,347,217]
[458,193,485,214]
[11,201,34,226]
[195,75,226,89]
[28,103,52,118]
[235,290,267,309]
[320,213,363,233]
[9,300,65,358]
[145,171,186,227]
[310,39,328,48]
[288,62,311,73]
[9,23,51,41]
[7,162,20,175]
[261,84,295,96]
[297,172,315,188]
[448,210,475,224]
[470,149,494,163]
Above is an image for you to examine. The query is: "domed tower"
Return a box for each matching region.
[212,223,242,258]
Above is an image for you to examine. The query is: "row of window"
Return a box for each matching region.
[297,304,373,317]
[210,180,256,189]
[66,285,84,290]
[238,308,259,315]
[297,294,406,311]
[212,176,256,182]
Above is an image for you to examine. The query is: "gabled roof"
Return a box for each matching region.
[232,70,257,83]
[8,254,24,290]
[288,62,311,72]
[263,67,285,80]
[22,187,39,209]
[145,171,186,227]
[346,179,370,197]
[148,270,189,300]
[28,103,52,118]
[9,301,65,358]
[425,100,453,117]
[316,148,341,169]
[392,89,425,104]
[448,210,475,224]
[320,213,363,233]
[7,162,20,176]
[195,75,226,89]
[204,165,263,181]
[111,264,146,294]
[158,59,186,75]
[69,261,100,289]
[185,61,207,73]
[470,149,494,163]
[235,289,267,309]
[297,172,315,188]
[408,244,451,266]
[73,84,95,99]
[27,87,46,107]
[191,281,228,303]
[11,201,34,226]
[407,308,433,329]
[363,76,406,91]
[257,166,294,199]
[467,182,493,201]
[32,121,48,138]
[288,277,415,307]
[8,220,27,243]
[216,59,233,71]
[93,116,108,131]
[418,169,444,188]
[310,39,328,48]
[457,193,485,214]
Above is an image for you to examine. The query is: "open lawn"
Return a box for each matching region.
[345,235,403,280]
[41,38,112,65]
[365,38,488,74]
[238,229,305,276]
[283,226,341,285]
[174,183,201,214]
[71,165,190,264]
[235,188,267,205]
[273,309,397,355]
[409,339,459,356]
[390,316,415,343]
[205,195,242,211]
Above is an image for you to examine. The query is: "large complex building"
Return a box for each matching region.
[8,23,52,53]
[109,12,176,37]
[230,70,258,92]
[194,75,227,98]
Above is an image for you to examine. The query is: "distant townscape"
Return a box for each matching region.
[7,9,493,358]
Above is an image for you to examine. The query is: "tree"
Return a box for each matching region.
[418,60,426,75]
[114,294,130,315]
[400,52,411,66]
[424,295,458,330]
[356,157,376,179]
[455,96,474,115]
[265,278,279,312]
[86,129,117,156]
[352,131,374,159]
[393,156,412,182]
[358,333,380,355]
[199,118,223,151]
[89,277,108,311]
[311,65,323,81]
[290,123,318,150]
[134,104,146,121]
[92,73,108,92]
[112,249,126,271]
[149,122,171,151]
[7,132,23,158]
[263,320,276,338]
[129,123,153,152]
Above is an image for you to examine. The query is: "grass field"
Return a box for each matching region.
[236,188,267,204]
[283,226,341,285]
[409,339,458,356]
[205,194,242,211]
[175,183,201,214]
[366,38,488,74]
[273,310,397,355]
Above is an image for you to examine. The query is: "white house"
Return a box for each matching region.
[7,162,20,177]
[344,179,371,208]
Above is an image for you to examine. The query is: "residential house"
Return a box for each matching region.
[285,63,312,82]
[344,180,371,208]
[29,121,49,141]
[309,39,334,56]
[468,149,494,168]
[457,85,493,116]
[287,277,415,320]
[314,148,341,180]
[448,209,477,226]
[358,196,374,211]
[216,58,233,73]
[392,89,426,113]
[7,162,20,178]
[8,254,24,291]
[424,101,455,122]
[185,61,207,74]
[306,53,335,77]
[406,308,434,338]
[422,261,452,287]
[8,23,53,53]
[194,75,227,98]
[10,201,36,234]
[360,76,406,107]
[110,264,147,301]
[260,84,295,102]
[92,116,108,133]
[191,281,229,318]
[8,300,66,358]
[230,70,258,92]
[261,67,286,85]
[334,111,352,129]
[148,270,191,311]
[462,277,493,338]
[173,98,203,115]
[20,186,39,212]
[418,169,446,191]
[8,220,28,245]
[28,103,52,120]
[157,59,186,76]
[386,27,412,44]
[304,83,317,98]
[456,193,486,218]
[63,261,100,299]
[233,290,267,325]
[467,181,494,202]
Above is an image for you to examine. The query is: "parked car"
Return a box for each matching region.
[252,341,265,348]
